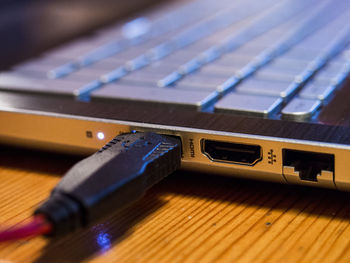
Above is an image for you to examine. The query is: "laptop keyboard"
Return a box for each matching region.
[1,0,350,121]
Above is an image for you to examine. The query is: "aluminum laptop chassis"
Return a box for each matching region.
[0,87,349,191]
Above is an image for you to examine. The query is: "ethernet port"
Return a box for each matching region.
[282,149,334,182]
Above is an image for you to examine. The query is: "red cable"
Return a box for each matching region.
[0,215,52,242]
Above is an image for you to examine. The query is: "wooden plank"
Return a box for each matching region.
[0,147,350,263]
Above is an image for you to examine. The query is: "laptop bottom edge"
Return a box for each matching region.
[1,109,350,191]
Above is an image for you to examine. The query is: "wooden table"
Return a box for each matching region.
[1,147,350,263]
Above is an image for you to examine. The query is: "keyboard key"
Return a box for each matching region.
[236,64,257,79]
[13,57,75,79]
[235,78,298,100]
[197,46,222,64]
[217,76,241,94]
[175,71,235,90]
[120,69,175,85]
[75,80,103,98]
[48,63,78,79]
[90,82,219,110]
[151,49,207,67]
[281,98,321,121]
[197,56,251,78]
[212,53,253,68]
[0,72,83,96]
[14,56,68,71]
[158,72,182,87]
[77,41,124,67]
[88,57,129,71]
[121,17,151,40]
[331,62,350,86]
[268,58,310,72]
[252,64,301,82]
[313,62,347,81]
[282,47,320,62]
[198,64,242,78]
[100,67,128,83]
[299,81,335,103]
[178,59,201,75]
[335,50,350,63]
[232,44,268,57]
[120,61,183,85]
[147,43,174,61]
[0,72,42,91]
[58,67,107,83]
[215,93,283,117]
[253,70,297,83]
[299,60,350,103]
[126,54,150,71]
[45,38,109,60]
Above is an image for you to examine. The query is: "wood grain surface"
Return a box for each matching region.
[1,147,350,263]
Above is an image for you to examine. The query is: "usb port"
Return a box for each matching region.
[202,139,262,166]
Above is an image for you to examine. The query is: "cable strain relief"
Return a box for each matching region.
[34,193,83,237]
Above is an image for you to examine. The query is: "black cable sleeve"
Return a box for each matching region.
[34,132,182,237]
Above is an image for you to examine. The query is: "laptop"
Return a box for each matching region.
[0,0,349,191]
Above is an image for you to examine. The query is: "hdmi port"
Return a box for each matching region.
[202,139,262,166]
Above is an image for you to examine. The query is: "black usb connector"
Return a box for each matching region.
[34,132,182,237]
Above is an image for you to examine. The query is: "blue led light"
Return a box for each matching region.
[97,232,111,251]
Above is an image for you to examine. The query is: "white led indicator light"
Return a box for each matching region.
[97,132,105,140]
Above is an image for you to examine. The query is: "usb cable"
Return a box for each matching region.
[0,132,181,241]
